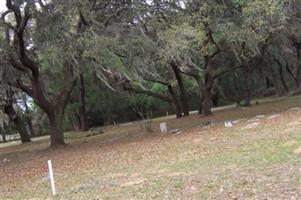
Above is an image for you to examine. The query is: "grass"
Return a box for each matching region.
[1,95,301,199]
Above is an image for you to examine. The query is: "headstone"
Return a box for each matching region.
[224,121,233,127]
[160,122,167,133]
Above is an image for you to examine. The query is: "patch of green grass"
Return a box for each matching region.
[153,137,301,175]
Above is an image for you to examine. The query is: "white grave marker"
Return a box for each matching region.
[48,160,56,196]
[160,122,167,133]
[224,121,233,128]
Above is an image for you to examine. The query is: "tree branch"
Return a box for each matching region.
[143,77,170,86]
[123,85,173,103]
[213,65,243,79]
[208,29,221,59]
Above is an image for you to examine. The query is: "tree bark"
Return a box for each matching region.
[266,77,272,89]
[296,49,301,89]
[266,65,286,96]
[172,102,183,119]
[48,108,65,147]
[22,95,35,137]
[232,75,240,104]
[170,61,189,116]
[27,118,35,137]
[284,60,299,87]
[290,40,301,89]
[243,66,252,106]
[0,126,6,142]
[4,103,31,143]
[211,79,221,107]
[274,59,289,93]
[195,75,213,116]
[202,87,213,116]
[167,84,183,118]
[32,74,75,147]
[198,94,204,114]
[202,56,214,116]
[78,74,88,131]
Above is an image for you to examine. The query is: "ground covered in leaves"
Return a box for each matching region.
[1,96,301,199]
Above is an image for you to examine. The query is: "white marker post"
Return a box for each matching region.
[160,122,167,134]
[47,160,56,196]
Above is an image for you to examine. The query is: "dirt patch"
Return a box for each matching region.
[1,96,301,199]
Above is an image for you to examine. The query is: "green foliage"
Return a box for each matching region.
[1,0,301,135]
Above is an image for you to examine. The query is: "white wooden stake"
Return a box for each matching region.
[47,160,56,196]
[160,122,167,133]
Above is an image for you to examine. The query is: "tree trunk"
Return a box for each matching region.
[294,48,301,89]
[198,94,204,114]
[211,79,221,107]
[78,74,88,131]
[202,87,213,116]
[212,91,219,107]
[0,126,6,142]
[37,123,43,136]
[30,67,76,147]
[284,60,299,87]
[167,84,183,118]
[26,118,35,137]
[170,61,189,116]
[48,109,64,147]
[243,66,252,106]
[195,76,213,116]
[69,112,81,131]
[297,66,301,89]
[275,59,289,93]
[266,66,286,96]
[4,104,31,143]
[232,75,240,104]
[266,77,272,89]
[173,102,183,119]
[202,56,214,116]
[22,94,35,137]
[5,4,78,147]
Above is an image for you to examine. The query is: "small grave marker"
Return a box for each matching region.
[160,122,167,133]
[48,160,56,196]
[224,121,233,127]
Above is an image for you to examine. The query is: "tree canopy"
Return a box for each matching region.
[0,0,300,147]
